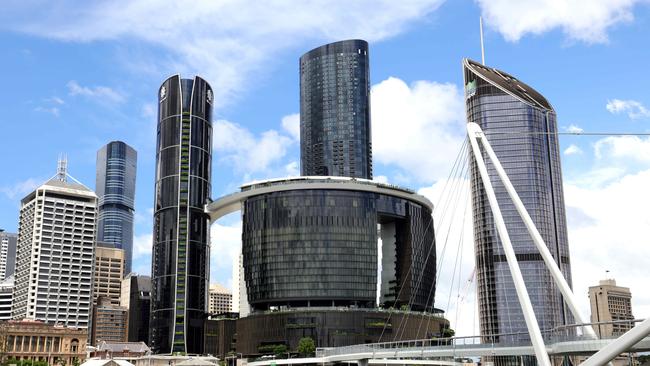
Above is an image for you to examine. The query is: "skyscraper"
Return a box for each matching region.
[300,39,372,179]
[12,162,96,328]
[0,231,17,279]
[151,75,213,354]
[208,283,232,316]
[463,59,572,345]
[96,141,137,275]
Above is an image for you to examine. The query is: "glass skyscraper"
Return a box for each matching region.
[463,59,572,348]
[96,141,137,275]
[300,39,372,179]
[151,75,213,354]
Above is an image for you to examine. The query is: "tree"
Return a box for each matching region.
[296,337,315,357]
[273,344,287,358]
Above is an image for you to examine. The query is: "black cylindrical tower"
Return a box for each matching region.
[300,39,372,179]
[151,75,213,354]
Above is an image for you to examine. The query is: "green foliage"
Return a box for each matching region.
[273,344,287,358]
[33,361,48,366]
[71,358,80,366]
[297,337,315,357]
[441,327,455,338]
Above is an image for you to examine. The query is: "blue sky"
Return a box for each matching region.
[2,0,650,335]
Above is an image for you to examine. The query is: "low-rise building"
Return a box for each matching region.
[3,319,87,365]
[204,315,237,359]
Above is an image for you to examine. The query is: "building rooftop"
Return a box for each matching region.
[96,341,150,354]
[209,283,230,294]
[464,58,552,110]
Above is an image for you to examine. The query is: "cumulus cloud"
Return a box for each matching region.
[132,232,152,258]
[67,80,125,103]
[606,99,650,119]
[565,169,650,318]
[213,119,294,175]
[564,144,583,155]
[477,0,643,43]
[3,1,445,108]
[594,135,650,162]
[281,113,300,141]
[210,220,243,287]
[284,161,300,176]
[371,77,466,184]
[565,124,584,134]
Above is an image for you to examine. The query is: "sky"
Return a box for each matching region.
[1,0,650,337]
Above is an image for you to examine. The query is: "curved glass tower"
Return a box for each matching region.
[300,39,372,179]
[151,75,212,354]
[463,59,572,346]
[96,141,137,275]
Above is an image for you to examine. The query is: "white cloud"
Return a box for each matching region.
[213,119,294,175]
[565,124,584,134]
[477,0,643,43]
[5,1,445,108]
[606,99,650,119]
[67,80,125,103]
[281,113,300,141]
[565,169,650,318]
[132,232,152,258]
[46,96,65,105]
[564,144,583,155]
[210,220,243,287]
[34,106,60,117]
[141,103,156,118]
[284,161,300,176]
[594,135,650,162]
[0,177,42,200]
[373,175,389,184]
[371,77,466,184]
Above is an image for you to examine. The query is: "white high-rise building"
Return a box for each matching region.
[12,162,97,328]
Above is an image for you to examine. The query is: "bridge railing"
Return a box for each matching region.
[316,319,644,358]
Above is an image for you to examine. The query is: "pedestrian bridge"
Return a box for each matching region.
[246,333,650,366]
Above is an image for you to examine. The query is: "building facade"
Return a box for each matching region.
[0,231,17,279]
[3,319,88,365]
[92,297,128,344]
[96,141,137,276]
[463,58,572,345]
[204,317,236,359]
[208,284,232,316]
[12,168,96,328]
[151,75,213,354]
[121,274,151,343]
[93,243,125,306]
[300,39,372,179]
[589,278,634,338]
[0,276,13,320]
[207,176,443,356]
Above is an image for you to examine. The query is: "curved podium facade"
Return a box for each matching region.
[151,75,213,354]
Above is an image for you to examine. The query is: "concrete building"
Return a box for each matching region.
[120,274,150,343]
[91,340,150,361]
[94,243,125,306]
[0,275,14,320]
[0,231,17,279]
[96,141,137,275]
[208,284,232,316]
[92,297,128,345]
[3,319,88,365]
[589,278,634,337]
[12,161,96,328]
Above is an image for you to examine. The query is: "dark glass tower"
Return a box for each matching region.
[463,59,572,347]
[151,75,213,354]
[96,141,137,275]
[300,39,372,179]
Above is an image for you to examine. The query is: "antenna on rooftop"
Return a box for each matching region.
[57,154,68,182]
[480,16,486,65]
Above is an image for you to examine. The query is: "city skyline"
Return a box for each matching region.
[1,1,650,338]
